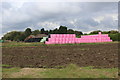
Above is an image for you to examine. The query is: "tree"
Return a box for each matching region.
[14,35,20,41]
[49,30,53,34]
[2,31,22,41]
[44,30,49,35]
[52,28,58,34]
[24,28,32,37]
[74,31,83,36]
[83,33,88,35]
[102,31,109,34]
[32,30,40,35]
[89,30,102,34]
[108,30,119,34]
[41,28,45,34]
[67,29,74,34]
[58,26,67,34]
[19,32,26,41]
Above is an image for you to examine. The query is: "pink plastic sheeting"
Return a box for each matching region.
[45,32,112,44]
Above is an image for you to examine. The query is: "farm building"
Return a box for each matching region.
[24,34,48,42]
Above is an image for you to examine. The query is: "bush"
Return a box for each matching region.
[109,33,120,41]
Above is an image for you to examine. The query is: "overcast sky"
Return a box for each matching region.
[0,0,118,38]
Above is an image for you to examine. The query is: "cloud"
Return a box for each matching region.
[1,2,118,38]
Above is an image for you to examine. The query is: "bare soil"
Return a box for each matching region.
[2,43,118,68]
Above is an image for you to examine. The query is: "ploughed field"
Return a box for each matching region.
[2,43,118,68]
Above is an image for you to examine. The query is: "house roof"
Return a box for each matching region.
[34,34,48,38]
[24,35,35,41]
[24,34,48,41]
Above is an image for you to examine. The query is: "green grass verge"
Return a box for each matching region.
[2,67,21,78]
[2,64,118,78]
[1,42,44,47]
[1,64,13,67]
[40,64,118,78]
[1,41,119,48]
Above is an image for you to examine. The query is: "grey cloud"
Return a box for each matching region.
[1,2,118,37]
[1,2,12,9]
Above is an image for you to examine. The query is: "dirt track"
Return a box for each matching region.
[2,43,118,68]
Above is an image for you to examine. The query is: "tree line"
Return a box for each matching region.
[2,26,83,41]
[89,30,119,34]
[2,26,119,41]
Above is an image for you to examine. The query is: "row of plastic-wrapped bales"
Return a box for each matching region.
[45,32,112,44]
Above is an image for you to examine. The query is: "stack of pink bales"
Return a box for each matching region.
[45,32,112,44]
